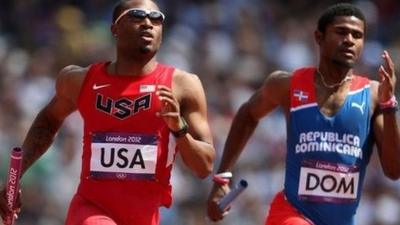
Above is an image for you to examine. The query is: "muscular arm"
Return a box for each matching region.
[20,65,84,176]
[173,72,215,178]
[207,70,290,222]
[1,65,84,221]
[217,70,291,173]
[0,103,65,222]
[371,82,400,180]
[371,51,400,180]
[21,98,73,175]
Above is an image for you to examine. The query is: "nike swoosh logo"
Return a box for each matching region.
[92,83,111,90]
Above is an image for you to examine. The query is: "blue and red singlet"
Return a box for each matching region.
[284,67,374,225]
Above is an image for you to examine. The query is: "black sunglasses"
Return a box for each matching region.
[114,8,165,25]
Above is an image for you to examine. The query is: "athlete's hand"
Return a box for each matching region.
[207,183,231,222]
[0,188,11,224]
[0,187,21,224]
[156,85,184,131]
[378,50,397,102]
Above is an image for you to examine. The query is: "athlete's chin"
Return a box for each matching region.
[139,46,151,54]
[139,46,157,55]
[344,61,356,68]
[334,59,356,68]
[139,42,160,54]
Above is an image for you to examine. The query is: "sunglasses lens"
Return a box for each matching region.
[149,11,164,22]
[124,9,164,24]
[129,9,147,19]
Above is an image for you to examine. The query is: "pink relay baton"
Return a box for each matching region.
[218,179,248,211]
[4,147,23,225]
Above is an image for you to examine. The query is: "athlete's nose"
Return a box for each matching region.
[343,33,355,45]
[140,17,153,28]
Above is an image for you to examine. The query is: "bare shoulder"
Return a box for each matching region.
[172,68,202,86]
[264,70,292,87]
[56,65,89,103]
[57,65,88,81]
[242,70,292,119]
[172,68,204,102]
[263,70,292,98]
[368,79,380,111]
[269,70,292,79]
[368,79,380,94]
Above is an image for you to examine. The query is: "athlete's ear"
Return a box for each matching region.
[111,24,117,38]
[314,30,323,46]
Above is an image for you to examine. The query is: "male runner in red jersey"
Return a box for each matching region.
[0,0,215,224]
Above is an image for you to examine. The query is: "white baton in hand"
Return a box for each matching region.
[218,179,248,211]
[5,147,23,225]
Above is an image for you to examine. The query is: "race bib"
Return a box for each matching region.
[90,132,158,180]
[298,160,359,203]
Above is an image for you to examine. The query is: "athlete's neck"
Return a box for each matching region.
[317,65,353,89]
[110,58,158,76]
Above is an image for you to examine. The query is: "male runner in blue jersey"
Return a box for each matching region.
[207,3,400,225]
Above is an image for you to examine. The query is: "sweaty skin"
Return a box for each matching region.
[0,0,215,223]
[207,14,400,223]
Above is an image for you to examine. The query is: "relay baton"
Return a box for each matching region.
[4,147,23,225]
[218,179,248,211]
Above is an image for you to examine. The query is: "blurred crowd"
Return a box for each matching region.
[1,0,400,224]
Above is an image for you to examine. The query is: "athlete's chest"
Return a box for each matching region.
[316,84,350,117]
[93,83,159,120]
[78,63,174,122]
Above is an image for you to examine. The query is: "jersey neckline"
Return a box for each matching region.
[102,61,161,79]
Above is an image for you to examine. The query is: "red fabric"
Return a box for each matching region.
[290,67,370,109]
[265,191,313,225]
[74,62,175,224]
[290,68,317,109]
[212,175,230,185]
[65,194,159,225]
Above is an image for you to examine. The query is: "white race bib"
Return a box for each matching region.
[90,132,158,180]
[298,160,359,203]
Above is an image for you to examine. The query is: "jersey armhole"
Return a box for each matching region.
[76,62,104,109]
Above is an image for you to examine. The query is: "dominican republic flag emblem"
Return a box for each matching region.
[293,89,309,102]
[140,85,156,93]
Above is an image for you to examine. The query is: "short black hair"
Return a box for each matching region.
[317,3,366,33]
[112,0,158,23]
[112,1,129,23]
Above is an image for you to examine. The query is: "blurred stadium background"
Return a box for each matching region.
[0,0,399,224]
